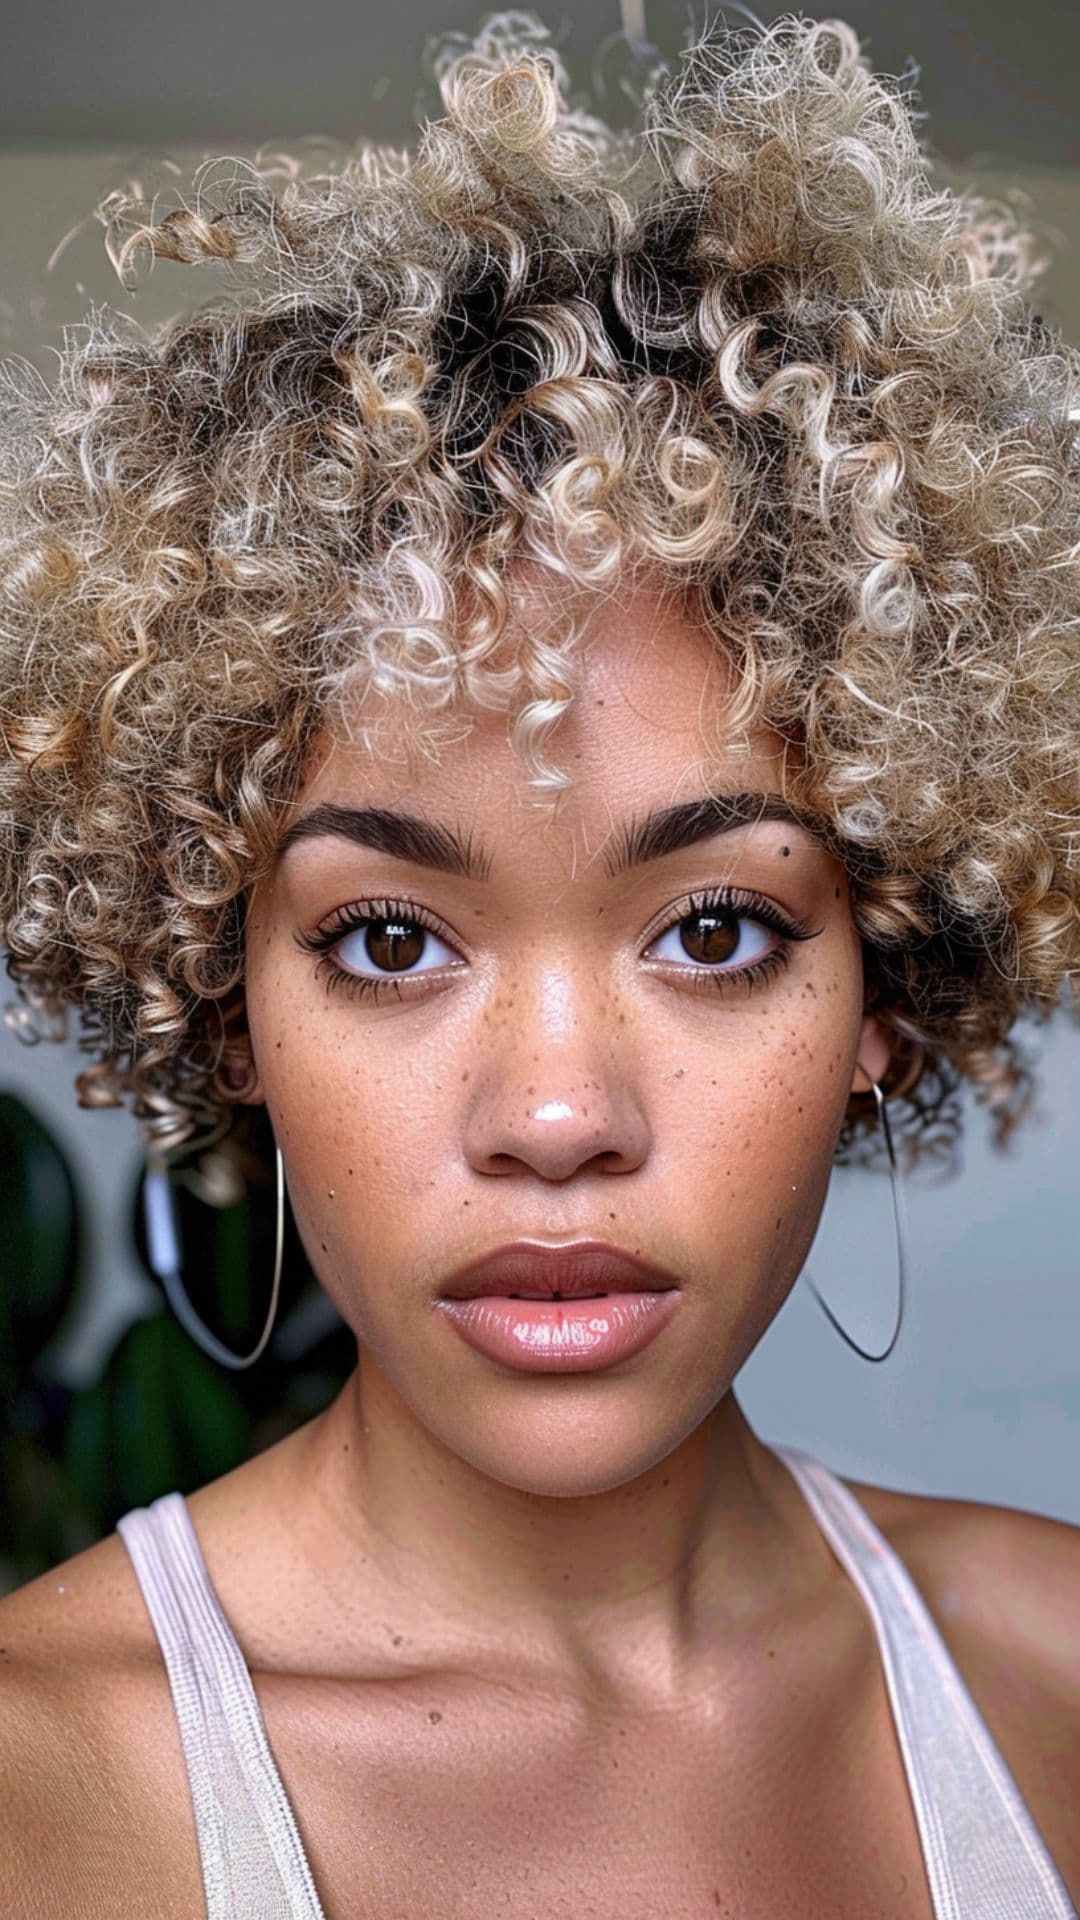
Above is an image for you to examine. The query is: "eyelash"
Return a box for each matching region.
[295,888,819,1005]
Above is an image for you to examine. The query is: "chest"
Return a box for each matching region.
[298,1727,936,1919]
[135,1649,938,1920]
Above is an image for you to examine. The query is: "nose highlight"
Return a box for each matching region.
[464,1078,650,1182]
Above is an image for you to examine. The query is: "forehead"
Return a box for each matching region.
[303,580,798,830]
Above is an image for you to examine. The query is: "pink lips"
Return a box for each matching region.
[433,1240,684,1372]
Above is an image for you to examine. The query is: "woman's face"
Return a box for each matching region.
[243,578,891,1497]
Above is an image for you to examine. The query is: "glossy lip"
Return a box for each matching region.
[434,1287,682,1373]
[436,1239,684,1302]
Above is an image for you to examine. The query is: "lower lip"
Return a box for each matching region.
[433,1291,682,1372]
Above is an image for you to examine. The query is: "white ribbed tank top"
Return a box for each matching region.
[116,1443,1078,1920]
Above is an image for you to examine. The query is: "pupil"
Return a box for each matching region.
[681,911,738,965]
[366,918,424,972]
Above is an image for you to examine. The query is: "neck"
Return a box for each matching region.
[279,1359,826,1709]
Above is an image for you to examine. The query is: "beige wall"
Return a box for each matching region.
[956,165,1080,341]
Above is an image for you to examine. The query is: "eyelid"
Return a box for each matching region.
[641,884,817,951]
[294,894,464,960]
[297,885,811,955]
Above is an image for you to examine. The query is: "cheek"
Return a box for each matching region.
[252,999,454,1301]
[667,970,858,1256]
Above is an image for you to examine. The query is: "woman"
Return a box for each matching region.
[0,11,1077,1915]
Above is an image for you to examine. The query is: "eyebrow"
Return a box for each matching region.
[604,792,829,877]
[278,803,492,880]
[278,792,829,880]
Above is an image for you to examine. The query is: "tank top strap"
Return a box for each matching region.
[774,1443,1077,1920]
[117,1492,326,1920]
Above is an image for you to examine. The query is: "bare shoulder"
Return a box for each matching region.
[841,1471,1080,1899]
[840,1470,1080,1680]
[0,1531,200,1919]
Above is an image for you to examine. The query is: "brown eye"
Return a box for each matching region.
[364,917,425,972]
[678,909,740,966]
[645,900,777,976]
[332,913,457,980]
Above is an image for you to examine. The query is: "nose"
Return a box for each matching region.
[461,969,650,1183]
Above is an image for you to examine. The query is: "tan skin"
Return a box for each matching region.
[1,576,1078,1919]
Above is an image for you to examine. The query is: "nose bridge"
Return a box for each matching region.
[463,943,649,1180]
[531,953,581,1045]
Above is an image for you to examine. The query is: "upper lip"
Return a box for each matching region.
[437,1240,684,1300]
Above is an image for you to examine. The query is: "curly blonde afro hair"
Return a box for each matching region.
[1,9,1078,1167]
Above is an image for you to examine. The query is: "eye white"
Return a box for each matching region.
[646,911,774,970]
[333,918,457,978]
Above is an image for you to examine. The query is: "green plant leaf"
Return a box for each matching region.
[62,1311,251,1532]
[0,1091,82,1402]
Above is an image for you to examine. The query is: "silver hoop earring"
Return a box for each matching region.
[143,1142,285,1371]
[804,1079,909,1364]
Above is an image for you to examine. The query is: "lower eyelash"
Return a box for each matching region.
[675,945,793,996]
[314,956,412,1003]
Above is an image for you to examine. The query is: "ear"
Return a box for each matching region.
[850,1011,893,1096]
[216,993,266,1107]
